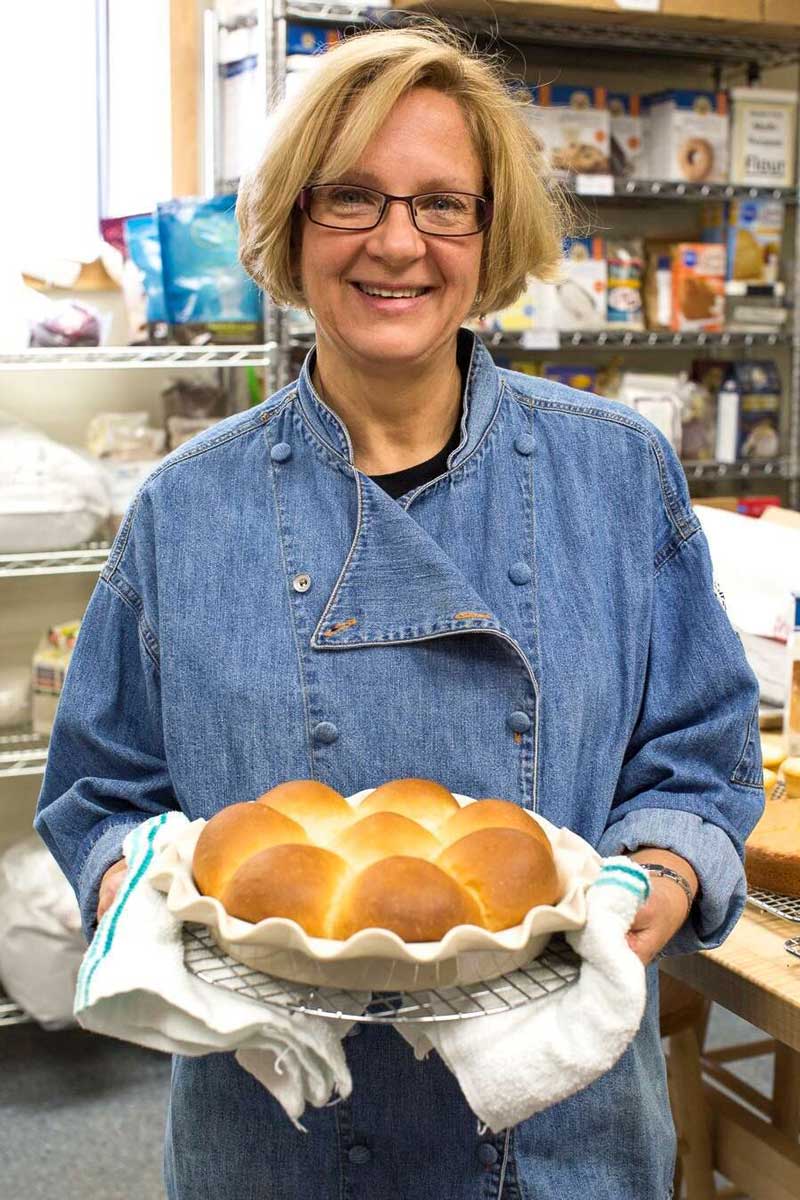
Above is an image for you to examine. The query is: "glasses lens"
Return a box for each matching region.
[413,193,486,235]
[309,185,383,229]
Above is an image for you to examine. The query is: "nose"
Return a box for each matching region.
[364,198,426,264]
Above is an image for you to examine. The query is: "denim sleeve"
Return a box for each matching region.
[34,561,178,944]
[597,439,764,958]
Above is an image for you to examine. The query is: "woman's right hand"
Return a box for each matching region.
[97,858,128,923]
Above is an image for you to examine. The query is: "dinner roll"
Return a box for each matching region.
[331,855,483,941]
[329,811,441,871]
[438,797,549,848]
[763,767,777,798]
[760,734,787,773]
[436,827,560,932]
[256,779,354,844]
[193,801,307,897]
[356,777,460,832]
[779,756,800,799]
[222,843,351,937]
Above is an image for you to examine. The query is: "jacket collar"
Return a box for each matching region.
[294,328,502,472]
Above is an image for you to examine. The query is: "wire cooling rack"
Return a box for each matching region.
[182,922,581,1023]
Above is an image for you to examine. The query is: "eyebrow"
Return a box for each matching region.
[332,169,478,193]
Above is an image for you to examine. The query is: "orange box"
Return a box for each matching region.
[763,1,800,25]
[663,1,759,17]
[671,244,725,333]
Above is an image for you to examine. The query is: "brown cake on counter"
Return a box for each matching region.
[745,795,800,898]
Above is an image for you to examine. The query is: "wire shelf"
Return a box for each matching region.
[0,992,33,1027]
[481,330,793,352]
[0,541,111,578]
[182,922,581,1023]
[0,344,275,372]
[747,888,800,923]
[0,726,49,779]
[563,177,797,204]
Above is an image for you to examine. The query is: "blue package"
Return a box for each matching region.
[123,214,169,341]
[157,195,262,344]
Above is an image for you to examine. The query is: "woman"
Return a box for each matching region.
[36,25,763,1200]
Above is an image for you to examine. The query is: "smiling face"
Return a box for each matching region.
[298,87,486,373]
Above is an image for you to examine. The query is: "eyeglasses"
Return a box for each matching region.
[297,185,493,237]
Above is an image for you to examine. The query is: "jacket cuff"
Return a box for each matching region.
[596,806,747,957]
[74,816,144,944]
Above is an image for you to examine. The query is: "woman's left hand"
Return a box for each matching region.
[625,876,691,966]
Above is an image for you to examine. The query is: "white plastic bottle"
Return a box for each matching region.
[715,377,740,464]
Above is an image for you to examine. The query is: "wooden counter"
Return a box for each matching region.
[662,906,800,1199]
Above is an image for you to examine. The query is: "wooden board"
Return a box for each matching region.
[662,906,800,1052]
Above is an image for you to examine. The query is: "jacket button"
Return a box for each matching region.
[313,721,338,744]
[292,573,311,593]
[348,1145,371,1165]
[478,1142,499,1166]
[271,442,292,462]
[508,710,531,734]
[514,434,534,456]
[508,561,532,585]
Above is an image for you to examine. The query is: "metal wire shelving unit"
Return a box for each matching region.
[246,2,800,507]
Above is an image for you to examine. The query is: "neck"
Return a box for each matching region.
[312,332,463,476]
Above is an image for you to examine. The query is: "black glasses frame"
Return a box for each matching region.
[297,185,493,237]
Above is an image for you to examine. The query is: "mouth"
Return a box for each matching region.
[351,282,433,299]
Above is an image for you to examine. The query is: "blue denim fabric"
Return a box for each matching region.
[35,330,761,1199]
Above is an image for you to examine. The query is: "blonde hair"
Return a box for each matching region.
[237,23,566,317]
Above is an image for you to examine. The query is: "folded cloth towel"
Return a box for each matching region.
[75,815,650,1136]
[74,812,362,1131]
[394,858,650,1134]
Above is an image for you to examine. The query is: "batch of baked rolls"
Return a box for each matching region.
[745,736,800,898]
[192,778,562,942]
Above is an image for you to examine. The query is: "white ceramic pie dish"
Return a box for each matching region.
[149,789,603,990]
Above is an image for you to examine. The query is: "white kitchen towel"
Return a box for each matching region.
[74,811,362,1131]
[395,857,650,1134]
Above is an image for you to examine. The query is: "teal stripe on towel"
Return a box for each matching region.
[591,876,650,902]
[78,813,169,1010]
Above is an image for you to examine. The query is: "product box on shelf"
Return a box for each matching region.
[479,277,558,336]
[286,24,341,55]
[661,1,760,17]
[608,93,644,178]
[645,90,729,184]
[671,243,725,332]
[733,360,782,460]
[727,199,785,283]
[542,365,598,392]
[32,621,80,736]
[730,89,798,188]
[762,1,800,27]
[530,85,611,176]
[554,237,607,330]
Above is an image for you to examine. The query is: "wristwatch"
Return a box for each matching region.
[637,863,695,916]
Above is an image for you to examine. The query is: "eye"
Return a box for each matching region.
[418,193,469,213]
[327,187,376,208]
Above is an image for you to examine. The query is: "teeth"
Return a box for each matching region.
[358,284,426,298]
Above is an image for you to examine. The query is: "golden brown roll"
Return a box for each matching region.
[779,756,800,799]
[256,779,354,845]
[438,798,549,849]
[331,855,483,941]
[193,801,307,898]
[221,843,352,937]
[355,777,460,833]
[436,827,560,932]
[763,767,777,798]
[760,734,787,774]
[329,811,440,871]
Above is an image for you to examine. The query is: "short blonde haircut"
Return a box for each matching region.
[237,23,566,317]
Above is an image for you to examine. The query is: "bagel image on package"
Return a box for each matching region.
[645,90,729,184]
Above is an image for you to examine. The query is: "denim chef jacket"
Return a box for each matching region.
[36,330,763,1200]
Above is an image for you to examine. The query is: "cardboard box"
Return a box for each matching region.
[608,93,644,178]
[763,1,800,26]
[646,91,729,184]
[663,1,759,17]
[727,198,785,283]
[531,85,611,177]
[554,237,607,330]
[730,88,798,188]
[671,244,725,332]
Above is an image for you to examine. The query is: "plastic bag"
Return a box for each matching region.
[0,836,86,1029]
